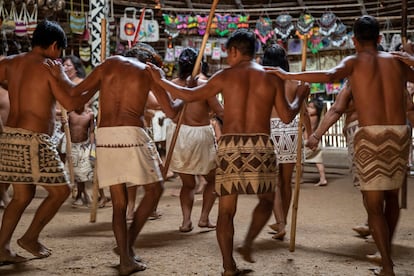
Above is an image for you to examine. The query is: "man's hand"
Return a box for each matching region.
[297,82,310,100]
[305,133,320,150]
[44,58,65,79]
[391,51,414,67]
[267,67,288,80]
[146,62,165,82]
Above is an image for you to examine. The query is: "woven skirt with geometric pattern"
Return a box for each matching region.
[0,127,69,185]
[354,125,409,191]
[215,134,277,196]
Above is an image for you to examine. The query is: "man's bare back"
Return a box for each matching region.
[69,56,175,128]
[68,108,94,143]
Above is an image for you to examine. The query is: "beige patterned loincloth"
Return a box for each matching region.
[215,134,277,196]
[0,127,69,185]
[270,116,300,164]
[166,123,217,175]
[68,139,94,183]
[354,125,410,191]
[344,120,360,188]
[96,126,163,188]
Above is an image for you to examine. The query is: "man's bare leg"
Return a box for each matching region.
[128,182,163,256]
[238,193,274,262]
[109,184,146,275]
[17,184,70,258]
[0,184,35,263]
[126,186,137,221]
[198,170,217,228]
[216,194,238,274]
[363,190,395,275]
[178,173,196,232]
[0,183,10,207]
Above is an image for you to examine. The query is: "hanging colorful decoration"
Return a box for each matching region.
[296,13,314,39]
[254,16,274,44]
[163,13,179,38]
[319,11,337,36]
[274,13,294,40]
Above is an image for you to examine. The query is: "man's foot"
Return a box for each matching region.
[222,268,242,276]
[268,223,284,232]
[179,222,193,233]
[148,211,162,220]
[112,247,142,263]
[314,180,328,187]
[198,220,216,229]
[17,238,51,258]
[353,224,371,237]
[0,250,27,264]
[119,260,147,276]
[272,228,286,241]
[366,252,382,264]
[98,196,112,208]
[369,267,395,276]
[236,246,255,263]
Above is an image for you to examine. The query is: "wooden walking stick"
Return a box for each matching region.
[162,0,219,178]
[61,106,76,196]
[401,0,408,209]
[290,35,308,252]
[90,18,106,223]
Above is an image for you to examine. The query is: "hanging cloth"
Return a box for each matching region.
[296,13,314,39]
[70,0,86,35]
[216,13,230,37]
[163,13,179,38]
[14,2,28,37]
[318,11,337,36]
[237,14,249,29]
[197,14,208,36]
[254,16,274,44]
[331,22,348,47]
[274,13,294,40]
[1,1,16,34]
[26,3,37,37]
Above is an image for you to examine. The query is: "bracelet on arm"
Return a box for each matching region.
[311,133,320,140]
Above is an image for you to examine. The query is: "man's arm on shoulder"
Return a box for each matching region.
[392,51,414,67]
[146,62,221,102]
[150,81,183,119]
[207,95,224,121]
[268,56,354,83]
[307,83,351,149]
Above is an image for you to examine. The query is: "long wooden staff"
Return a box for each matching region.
[90,18,106,223]
[61,106,76,196]
[401,0,408,209]
[162,0,219,178]
[290,35,308,252]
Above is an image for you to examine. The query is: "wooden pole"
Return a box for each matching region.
[90,18,107,223]
[401,0,408,209]
[290,35,308,252]
[162,0,220,178]
[61,107,75,196]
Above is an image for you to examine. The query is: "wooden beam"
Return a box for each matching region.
[357,0,368,15]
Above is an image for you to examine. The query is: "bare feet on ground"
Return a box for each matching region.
[113,247,142,263]
[119,260,147,276]
[236,246,255,263]
[179,221,193,232]
[0,249,27,264]
[17,238,51,258]
[198,220,216,229]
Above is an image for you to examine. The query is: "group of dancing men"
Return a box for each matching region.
[0,14,414,276]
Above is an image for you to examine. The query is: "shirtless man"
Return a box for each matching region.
[271,16,414,275]
[49,46,181,275]
[261,44,310,240]
[67,105,95,207]
[0,83,10,208]
[0,20,90,264]
[167,47,224,232]
[147,29,309,275]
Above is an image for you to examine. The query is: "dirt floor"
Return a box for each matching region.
[0,166,414,276]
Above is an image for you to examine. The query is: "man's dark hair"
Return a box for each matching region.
[123,42,163,66]
[32,20,67,49]
[225,29,256,58]
[262,44,290,71]
[62,55,86,78]
[178,47,198,80]
[353,15,379,43]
